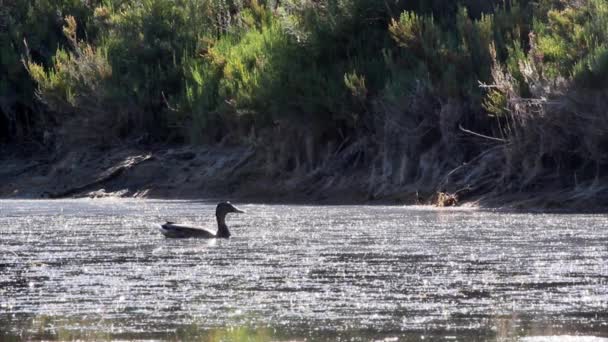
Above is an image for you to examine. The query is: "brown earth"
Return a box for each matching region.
[0,144,374,203]
[1,144,606,211]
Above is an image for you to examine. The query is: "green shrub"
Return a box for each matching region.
[388,6,498,100]
[532,0,608,85]
[26,16,119,144]
[181,0,386,144]
[7,0,608,158]
[180,13,294,142]
[0,0,97,142]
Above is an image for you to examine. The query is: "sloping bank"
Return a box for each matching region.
[0,144,368,203]
[2,141,607,210]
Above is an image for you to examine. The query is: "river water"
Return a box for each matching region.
[1,199,607,341]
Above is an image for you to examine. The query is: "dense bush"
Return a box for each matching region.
[0,0,97,143]
[5,0,608,198]
[3,0,521,145]
[474,0,608,196]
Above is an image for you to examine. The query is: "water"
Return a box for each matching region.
[1,199,607,341]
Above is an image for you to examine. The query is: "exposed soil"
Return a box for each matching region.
[1,144,607,210]
[0,144,372,203]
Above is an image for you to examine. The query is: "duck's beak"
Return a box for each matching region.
[233,207,245,214]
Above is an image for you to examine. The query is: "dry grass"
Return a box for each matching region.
[439,43,608,207]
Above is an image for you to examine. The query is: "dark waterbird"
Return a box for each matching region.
[158,202,245,238]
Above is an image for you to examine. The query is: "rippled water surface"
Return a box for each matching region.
[1,199,607,341]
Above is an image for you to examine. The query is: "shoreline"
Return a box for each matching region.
[1,144,607,212]
[3,196,607,214]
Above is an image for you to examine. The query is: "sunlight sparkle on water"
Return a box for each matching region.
[0,199,607,340]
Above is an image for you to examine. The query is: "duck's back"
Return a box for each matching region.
[159,222,216,238]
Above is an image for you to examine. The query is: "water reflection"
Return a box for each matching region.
[1,200,607,340]
[2,313,607,341]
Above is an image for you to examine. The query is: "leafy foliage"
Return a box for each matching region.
[0,0,97,142]
[5,0,608,195]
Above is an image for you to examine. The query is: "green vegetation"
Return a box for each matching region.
[1,313,280,341]
[3,0,608,201]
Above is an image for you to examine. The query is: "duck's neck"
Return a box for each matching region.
[216,215,231,238]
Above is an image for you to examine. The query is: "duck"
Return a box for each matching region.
[158,202,245,238]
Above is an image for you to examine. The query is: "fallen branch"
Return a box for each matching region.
[459,123,508,143]
[49,154,152,198]
[226,148,256,176]
[438,145,504,190]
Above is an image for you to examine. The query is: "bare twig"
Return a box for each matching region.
[459,123,508,143]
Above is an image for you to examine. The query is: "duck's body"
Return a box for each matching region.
[159,222,223,238]
[158,202,244,239]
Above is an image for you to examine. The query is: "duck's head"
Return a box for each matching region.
[216,201,245,219]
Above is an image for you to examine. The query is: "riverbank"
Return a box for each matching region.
[0,144,371,204]
[2,143,608,210]
[5,1,608,212]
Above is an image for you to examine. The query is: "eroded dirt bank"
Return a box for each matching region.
[2,144,607,210]
[0,145,373,203]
